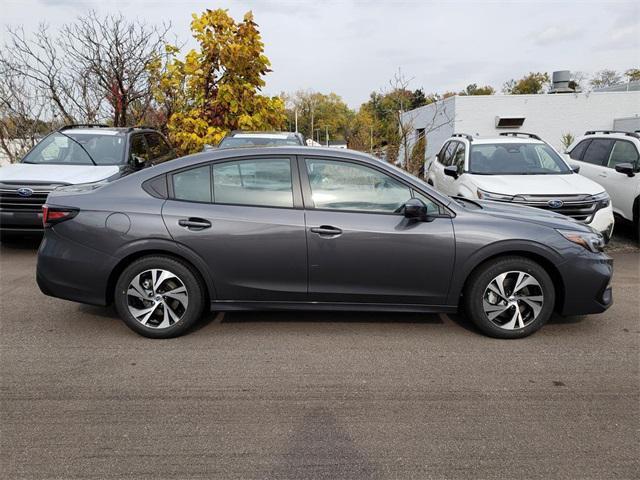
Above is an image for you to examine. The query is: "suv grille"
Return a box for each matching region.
[0,184,62,213]
[512,195,599,223]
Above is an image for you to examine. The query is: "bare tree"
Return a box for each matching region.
[0,12,170,144]
[0,69,50,163]
[61,12,170,126]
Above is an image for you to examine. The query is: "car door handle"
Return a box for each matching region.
[310,225,343,236]
[178,218,211,230]
[598,172,608,178]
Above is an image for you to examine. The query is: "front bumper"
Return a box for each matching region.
[557,252,613,316]
[0,211,43,232]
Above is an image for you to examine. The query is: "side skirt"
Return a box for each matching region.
[210,300,457,314]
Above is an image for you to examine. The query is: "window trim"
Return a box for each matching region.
[167,154,303,210]
[298,155,449,217]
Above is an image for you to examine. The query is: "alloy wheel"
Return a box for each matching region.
[126,269,189,329]
[482,271,544,330]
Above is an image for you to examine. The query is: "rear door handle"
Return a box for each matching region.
[178,218,211,230]
[310,225,343,236]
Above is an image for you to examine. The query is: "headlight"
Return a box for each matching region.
[557,229,605,253]
[589,191,610,209]
[476,188,514,202]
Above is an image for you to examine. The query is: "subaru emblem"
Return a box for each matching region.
[547,199,563,208]
[17,187,34,197]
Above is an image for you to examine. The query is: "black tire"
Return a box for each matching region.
[114,255,206,338]
[463,256,555,339]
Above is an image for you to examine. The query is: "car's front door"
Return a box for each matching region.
[301,156,455,305]
[162,155,308,301]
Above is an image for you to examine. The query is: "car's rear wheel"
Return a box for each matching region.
[114,256,205,338]
[464,256,555,339]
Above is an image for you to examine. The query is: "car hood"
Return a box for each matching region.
[468,198,593,232]
[0,164,120,185]
[470,173,603,196]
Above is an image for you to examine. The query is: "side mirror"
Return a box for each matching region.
[130,154,146,169]
[403,198,428,221]
[571,164,580,174]
[444,165,459,179]
[615,163,635,177]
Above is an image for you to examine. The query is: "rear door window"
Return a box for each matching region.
[212,158,294,208]
[582,139,614,166]
[172,165,212,203]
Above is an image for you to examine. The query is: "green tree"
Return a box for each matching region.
[286,91,354,144]
[503,72,550,94]
[624,68,640,82]
[459,83,495,96]
[149,9,286,154]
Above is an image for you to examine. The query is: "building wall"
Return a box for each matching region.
[401,91,640,167]
[400,96,456,164]
[454,91,640,152]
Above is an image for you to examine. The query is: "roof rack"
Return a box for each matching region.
[585,130,640,139]
[452,133,474,142]
[59,123,109,131]
[499,132,541,141]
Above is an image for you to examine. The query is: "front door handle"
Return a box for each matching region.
[310,225,343,236]
[178,218,211,230]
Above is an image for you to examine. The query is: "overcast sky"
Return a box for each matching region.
[3,0,639,107]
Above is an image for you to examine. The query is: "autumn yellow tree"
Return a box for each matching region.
[149,9,286,154]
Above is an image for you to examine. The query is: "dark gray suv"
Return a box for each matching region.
[36,147,613,339]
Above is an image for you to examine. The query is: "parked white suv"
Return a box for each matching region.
[566,130,639,236]
[426,132,615,240]
[0,124,176,235]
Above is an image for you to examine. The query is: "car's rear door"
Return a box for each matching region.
[300,155,455,305]
[162,155,308,301]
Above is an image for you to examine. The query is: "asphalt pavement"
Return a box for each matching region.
[1,232,638,479]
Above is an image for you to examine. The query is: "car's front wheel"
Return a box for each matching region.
[114,256,205,338]
[464,256,555,339]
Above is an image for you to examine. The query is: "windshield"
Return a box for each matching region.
[22,132,125,165]
[469,142,571,175]
[218,135,301,149]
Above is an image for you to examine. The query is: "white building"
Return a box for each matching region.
[400,90,640,165]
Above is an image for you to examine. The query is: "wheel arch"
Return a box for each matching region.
[105,240,216,305]
[449,242,566,312]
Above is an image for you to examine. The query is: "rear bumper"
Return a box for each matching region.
[37,229,113,306]
[557,252,613,316]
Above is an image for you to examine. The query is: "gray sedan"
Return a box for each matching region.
[37,147,613,339]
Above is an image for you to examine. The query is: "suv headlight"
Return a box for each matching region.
[476,188,514,202]
[557,229,605,253]
[589,191,610,209]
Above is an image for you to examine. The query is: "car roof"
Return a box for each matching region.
[57,126,160,136]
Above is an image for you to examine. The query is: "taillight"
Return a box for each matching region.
[42,204,78,227]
